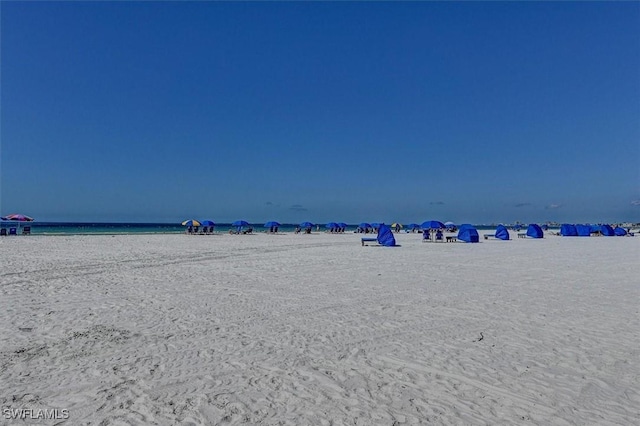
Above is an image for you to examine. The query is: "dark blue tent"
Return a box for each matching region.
[560,224,578,236]
[600,224,615,236]
[576,224,591,236]
[377,224,397,247]
[526,224,544,238]
[457,225,479,243]
[614,227,627,236]
[495,225,510,240]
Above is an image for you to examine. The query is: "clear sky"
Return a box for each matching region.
[1,1,639,224]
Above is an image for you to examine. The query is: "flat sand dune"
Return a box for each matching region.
[1,232,638,425]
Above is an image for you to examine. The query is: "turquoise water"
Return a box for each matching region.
[0,222,514,236]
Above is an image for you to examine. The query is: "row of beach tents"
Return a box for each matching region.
[559,223,628,237]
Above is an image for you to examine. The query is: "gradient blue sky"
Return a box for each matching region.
[2,2,639,224]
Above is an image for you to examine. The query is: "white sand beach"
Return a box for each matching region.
[1,232,638,425]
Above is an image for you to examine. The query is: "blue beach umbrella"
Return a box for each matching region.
[201,220,215,226]
[406,223,420,230]
[264,221,280,228]
[300,222,314,228]
[232,220,249,227]
[359,222,372,229]
[371,222,382,229]
[421,220,445,230]
[325,222,338,229]
[337,222,348,229]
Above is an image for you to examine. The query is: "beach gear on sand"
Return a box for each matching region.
[495,224,510,240]
[526,224,544,239]
[376,224,396,247]
[457,224,479,243]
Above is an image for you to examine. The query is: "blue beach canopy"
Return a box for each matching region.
[614,227,627,236]
[560,224,578,236]
[457,225,479,243]
[421,220,445,229]
[600,224,615,236]
[377,224,397,247]
[495,224,510,240]
[576,224,591,236]
[526,223,544,238]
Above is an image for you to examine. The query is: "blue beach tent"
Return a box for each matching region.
[560,224,578,236]
[600,224,615,236]
[377,224,397,247]
[495,224,510,240]
[526,224,544,239]
[614,227,627,236]
[575,224,591,236]
[457,224,479,243]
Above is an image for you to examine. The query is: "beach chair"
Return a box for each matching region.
[0,229,6,236]
[435,230,444,242]
[484,234,495,240]
[22,226,31,235]
[9,228,17,236]
[422,230,431,242]
[361,237,378,246]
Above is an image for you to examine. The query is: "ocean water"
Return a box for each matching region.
[0,222,512,236]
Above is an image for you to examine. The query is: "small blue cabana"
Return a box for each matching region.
[526,223,544,238]
[457,224,479,243]
[614,227,627,236]
[495,224,510,240]
[560,224,578,236]
[575,224,591,236]
[377,224,397,247]
[600,224,615,236]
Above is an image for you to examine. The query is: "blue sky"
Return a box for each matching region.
[2,2,639,224]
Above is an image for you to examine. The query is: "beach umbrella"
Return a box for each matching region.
[325,222,338,229]
[181,219,201,227]
[371,222,382,229]
[337,222,348,229]
[391,223,403,229]
[264,221,280,228]
[232,220,249,227]
[200,220,215,226]
[406,223,420,230]
[421,220,445,229]
[359,222,372,229]
[1,213,34,222]
[300,221,314,228]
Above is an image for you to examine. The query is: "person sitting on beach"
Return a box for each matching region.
[295,226,301,234]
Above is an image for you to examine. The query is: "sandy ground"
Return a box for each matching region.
[0,231,638,425]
